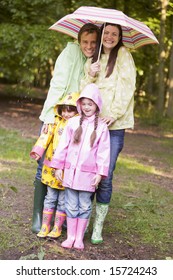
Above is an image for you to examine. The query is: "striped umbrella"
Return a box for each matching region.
[49,6,159,49]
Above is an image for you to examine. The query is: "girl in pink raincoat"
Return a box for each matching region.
[51,83,110,250]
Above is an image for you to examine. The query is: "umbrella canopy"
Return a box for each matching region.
[49,6,159,49]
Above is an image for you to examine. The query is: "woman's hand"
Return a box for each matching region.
[55,169,63,182]
[91,174,102,188]
[89,62,100,77]
[101,116,115,126]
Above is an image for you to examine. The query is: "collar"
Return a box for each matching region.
[83,114,95,122]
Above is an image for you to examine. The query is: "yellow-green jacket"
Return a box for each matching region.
[39,42,86,124]
[80,46,136,130]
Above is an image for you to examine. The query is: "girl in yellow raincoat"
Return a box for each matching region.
[30,92,79,238]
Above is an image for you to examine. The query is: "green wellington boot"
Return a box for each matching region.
[91,203,109,244]
[31,178,47,233]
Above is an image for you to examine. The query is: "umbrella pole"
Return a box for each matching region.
[97,23,106,62]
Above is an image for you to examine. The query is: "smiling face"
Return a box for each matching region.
[102,25,121,54]
[80,31,98,58]
[80,98,97,117]
[61,109,76,120]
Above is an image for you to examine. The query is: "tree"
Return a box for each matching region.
[157,0,169,114]
[166,15,173,117]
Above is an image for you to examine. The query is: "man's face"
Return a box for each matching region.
[80,31,97,58]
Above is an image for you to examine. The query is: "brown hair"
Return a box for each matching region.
[58,105,77,116]
[73,109,99,147]
[78,23,100,43]
[92,23,124,77]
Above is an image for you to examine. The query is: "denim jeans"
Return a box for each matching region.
[35,152,45,180]
[35,123,45,181]
[95,129,125,204]
[65,188,93,219]
[44,186,65,212]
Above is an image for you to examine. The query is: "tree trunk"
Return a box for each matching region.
[166,15,173,118]
[157,0,168,114]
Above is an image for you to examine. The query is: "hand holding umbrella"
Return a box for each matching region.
[89,61,101,77]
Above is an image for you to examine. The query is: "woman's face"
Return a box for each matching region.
[102,25,120,54]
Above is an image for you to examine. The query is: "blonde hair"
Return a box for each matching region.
[73,110,99,147]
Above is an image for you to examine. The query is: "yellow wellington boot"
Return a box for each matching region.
[47,211,66,239]
[37,208,54,238]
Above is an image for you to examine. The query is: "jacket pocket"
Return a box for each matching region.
[80,164,97,173]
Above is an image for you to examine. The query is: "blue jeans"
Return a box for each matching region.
[95,129,125,204]
[35,123,45,181]
[35,152,45,180]
[65,188,93,219]
[44,186,65,212]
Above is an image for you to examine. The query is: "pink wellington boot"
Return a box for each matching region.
[47,211,66,238]
[61,217,78,249]
[73,218,88,250]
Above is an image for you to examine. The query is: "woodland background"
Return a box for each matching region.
[1,0,173,261]
[0,0,173,122]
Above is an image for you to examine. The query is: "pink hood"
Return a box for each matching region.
[77,83,102,114]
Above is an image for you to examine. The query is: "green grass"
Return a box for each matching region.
[0,128,39,255]
[107,154,173,254]
[0,127,173,259]
[0,127,35,161]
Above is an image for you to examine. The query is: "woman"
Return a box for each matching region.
[80,23,136,244]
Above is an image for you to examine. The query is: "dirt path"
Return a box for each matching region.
[0,96,173,260]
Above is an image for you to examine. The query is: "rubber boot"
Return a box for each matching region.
[32,178,47,233]
[85,201,93,234]
[47,211,66,238]
[37,208,54,238]
[73,218,88,250]
[91,203,109,244]
[61,217,78,249]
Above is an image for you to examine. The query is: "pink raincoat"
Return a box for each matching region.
[51,84,110,193]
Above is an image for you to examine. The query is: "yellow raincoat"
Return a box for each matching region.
[30,92,79,189]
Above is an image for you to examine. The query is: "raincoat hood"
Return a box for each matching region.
[54,92,80,116]
[77,83,102,114]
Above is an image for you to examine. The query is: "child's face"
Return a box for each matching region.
[80,98,97,117]
[61,109,76,120]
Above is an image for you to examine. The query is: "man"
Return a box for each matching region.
[32,23,100,233]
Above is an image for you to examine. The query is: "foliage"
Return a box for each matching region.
[0,0,173,117]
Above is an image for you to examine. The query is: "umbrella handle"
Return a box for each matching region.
[97,23,106,62]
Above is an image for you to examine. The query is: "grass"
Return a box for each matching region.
[0,127,34,161]
[0,127,38,255]
[107,154,173,254]
[0,127,173,259]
